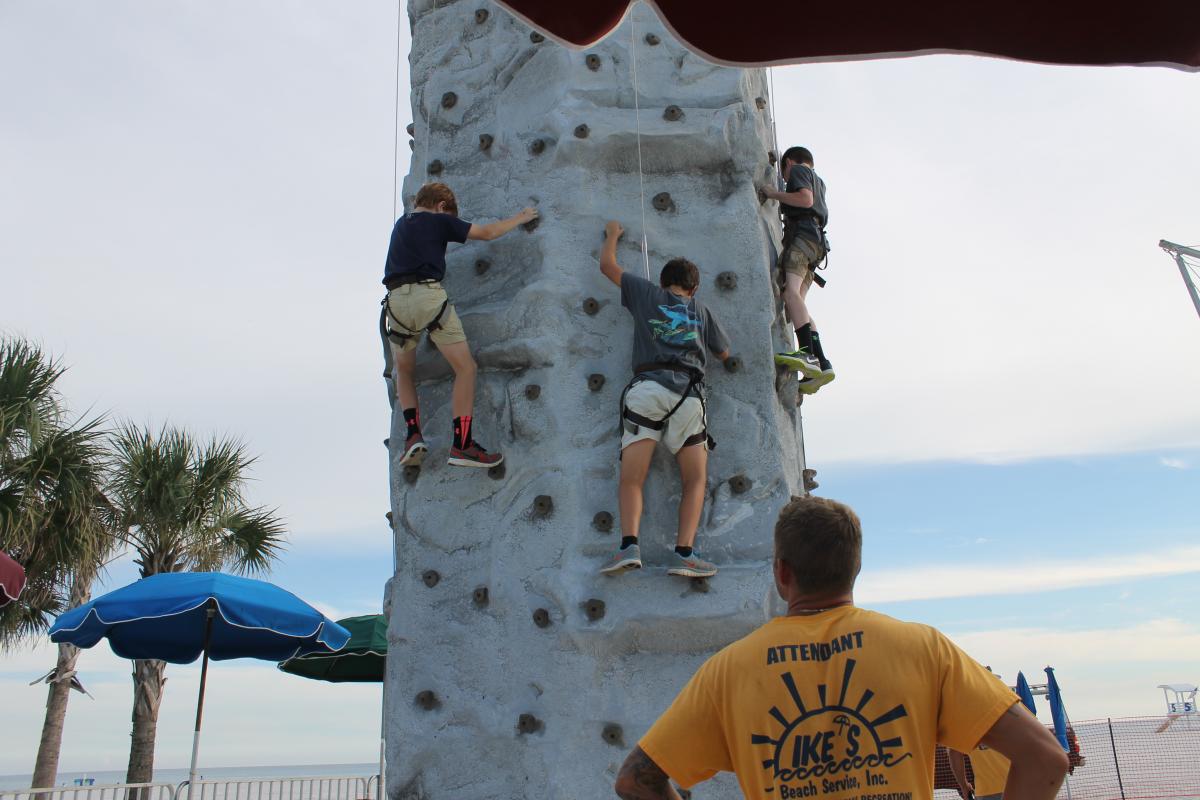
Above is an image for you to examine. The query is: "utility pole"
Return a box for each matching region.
[1159,240,1200,322]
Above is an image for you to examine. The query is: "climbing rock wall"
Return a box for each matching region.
[383,2,806,797]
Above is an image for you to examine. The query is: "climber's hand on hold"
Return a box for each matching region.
[605,220,625,240]
[517,207,539,225]
[600,221,625,287]
[758,184,778,201]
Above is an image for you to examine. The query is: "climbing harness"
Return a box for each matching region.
[618,363,716,451]
[380,284,449,346]
[628,4,651,279]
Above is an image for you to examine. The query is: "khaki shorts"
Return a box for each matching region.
[621,379,707,454]
[779,237,826,289]
[385,282,466,354]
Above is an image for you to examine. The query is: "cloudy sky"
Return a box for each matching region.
[2,0,1199,781]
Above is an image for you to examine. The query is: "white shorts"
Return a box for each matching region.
[621,379,707,454]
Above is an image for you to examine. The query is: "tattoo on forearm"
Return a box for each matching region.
[616,747,680,800]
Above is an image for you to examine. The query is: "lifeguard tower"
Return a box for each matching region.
[1155,683,1197,732]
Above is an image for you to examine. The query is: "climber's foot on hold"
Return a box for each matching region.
[774,349,823,379]
[448,441,504,468]
[798,365,836,396]
[400,432,428,466]
[667,550,717,579]
[599,543,642,576]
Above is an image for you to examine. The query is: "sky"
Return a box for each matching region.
[2,0,1199,780]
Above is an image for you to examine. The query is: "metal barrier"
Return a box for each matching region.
[178,776,374,800]
[1,783,178,800]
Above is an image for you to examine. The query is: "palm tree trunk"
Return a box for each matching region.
[125,658,167,788]
[30,642,81,788]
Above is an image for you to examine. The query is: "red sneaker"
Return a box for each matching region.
[400,432,428,466]
[448,441,504,468]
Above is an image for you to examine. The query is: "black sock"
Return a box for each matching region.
[795,323,814,353]
[675,545,693,557]
[403,408,420,438]
[620,536,638,550]
[810,329,831,370]
[453,415,472,449]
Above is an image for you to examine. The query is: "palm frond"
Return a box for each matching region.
[212,506,287,575]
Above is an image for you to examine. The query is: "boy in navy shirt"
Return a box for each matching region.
[383,182,537,468]
[596,220,730,578]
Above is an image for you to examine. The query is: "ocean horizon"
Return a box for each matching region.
[0,763,378,792]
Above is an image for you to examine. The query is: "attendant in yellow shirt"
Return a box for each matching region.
[613,496,1068,800]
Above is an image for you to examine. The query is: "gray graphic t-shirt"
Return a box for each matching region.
[620,274,730,397]
[783,164,828,246]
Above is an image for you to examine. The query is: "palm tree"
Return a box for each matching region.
[106,423,286,786]
[0,337,116,789]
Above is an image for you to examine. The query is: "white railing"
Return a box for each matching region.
[5,776,378,800]
[3,783,178,800]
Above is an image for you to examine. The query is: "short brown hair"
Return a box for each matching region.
[660,258,699,291]
[774,496,862,595]
[414,182,458,215]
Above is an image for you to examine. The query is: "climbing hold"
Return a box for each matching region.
[428,159,444,175]
[583,598,606,622]
[472,586,489,607]
[729,474,753,494]
[524,384,541,400]
[691,577,710,593]
[716,271,738,291]
[644,33,660,46]
[768,150,778,166]
[403,465,420,485]
[582,297,600,315]
[803,468,819,492]
[474,7,489,23]
[385,510,394,527]
[407,140,414,151]
[532,608,551,628]
[724,355,742,373]
[592,511,614,532]
[601,723,625,747]
[663,105,684,122]
[585,53,602,71]
[441,91,457,109]
[587,373,605,392]
[755,96,767,110]
[523,215,540,232]
[383,438,390,448]
[421,570,440,588]
[533,494,554,517]
[652,192,675,212]
[478,133,493,151]
[517,713,542,734]
[530,31,544,43]
[415,690,439,711]
[529,138,546,155]
[488,462,506,480]
[474,258,491,275]
[574,123,590,139]
[405,123,415,137]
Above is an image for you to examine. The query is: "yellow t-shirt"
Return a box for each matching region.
[640,606,1018,799]
[969,744,1011,798]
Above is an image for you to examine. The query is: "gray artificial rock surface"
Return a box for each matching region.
[382,2,807,797]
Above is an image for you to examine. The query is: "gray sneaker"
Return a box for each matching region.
[666,551,717,578]
[599,544,642,576]
[774,349,823,379]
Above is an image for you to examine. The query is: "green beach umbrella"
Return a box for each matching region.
[278,614,388,796]
[278,614,386,682]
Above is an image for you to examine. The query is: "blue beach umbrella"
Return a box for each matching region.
[1015,671,1038,715]
[1044,666,1070,753]
[50,572,350,793]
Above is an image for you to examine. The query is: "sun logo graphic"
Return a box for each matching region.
[751,659,912,793]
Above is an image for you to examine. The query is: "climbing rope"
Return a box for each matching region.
[391,0,403,221]
[628,4,651,279]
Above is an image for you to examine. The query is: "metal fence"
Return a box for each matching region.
[933,716,1200,800]
[2,775,377,800]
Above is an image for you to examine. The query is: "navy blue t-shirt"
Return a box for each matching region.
[383,211,473,287]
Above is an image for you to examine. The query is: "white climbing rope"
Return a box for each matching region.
[768,67,781,172]
[628,4,651,279]
[392,0,403,220]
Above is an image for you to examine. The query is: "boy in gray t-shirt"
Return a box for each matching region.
[596,220,731,579]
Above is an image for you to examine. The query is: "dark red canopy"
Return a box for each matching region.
[495,0,1200,70]
[0,550,26,607]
